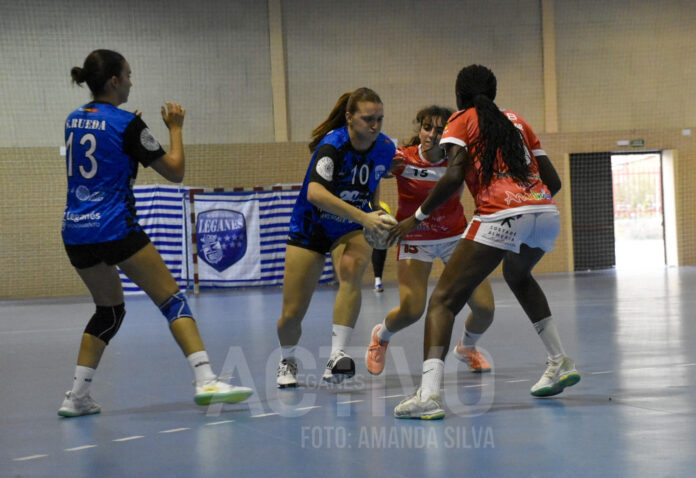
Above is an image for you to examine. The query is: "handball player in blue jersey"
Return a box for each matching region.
[58,49,252,417]
[276,88,397,388]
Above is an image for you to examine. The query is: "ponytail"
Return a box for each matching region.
[70,49,125,97]
[309,87,383,152]
[309,92,351,152]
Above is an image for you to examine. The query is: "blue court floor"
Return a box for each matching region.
[1,267,695,477]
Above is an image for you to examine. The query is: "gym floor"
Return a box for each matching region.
[2,267,695,477]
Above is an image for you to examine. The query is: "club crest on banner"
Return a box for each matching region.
[196,209,247,272]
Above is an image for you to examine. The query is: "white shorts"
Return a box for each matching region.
[396,237,460,263]
[463,212,560,253]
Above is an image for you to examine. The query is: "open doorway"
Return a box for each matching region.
[611,152,665,269]
[570,151,672,271]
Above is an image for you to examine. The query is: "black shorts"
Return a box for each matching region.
[286,224,363,255]
[64,229,151,269]
[286,235,334,255]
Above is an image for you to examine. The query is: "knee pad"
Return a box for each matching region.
[84,304,126,345]
[158,291,193,324]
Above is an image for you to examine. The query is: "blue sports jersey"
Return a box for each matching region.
[62,102,165,245]
[288,126,395,243]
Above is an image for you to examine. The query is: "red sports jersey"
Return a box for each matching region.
[439,108,557,220]
[393,144,466,242]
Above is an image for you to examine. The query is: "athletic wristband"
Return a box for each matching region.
[414,206,429,222]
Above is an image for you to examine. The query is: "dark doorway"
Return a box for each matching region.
[570,152,615,270]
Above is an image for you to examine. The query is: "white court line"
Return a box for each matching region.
[506,379,530,383]
[681,363,696,367]
[337,400,363,405]
[591,371,613,375]
[295,405,322,411]
[378,394,405,399]
[13,454,48,461]
[206,420,235,426]
[251,412,279,418]
[462,384,487,388]
[65,445,97,452]
[159,428,190,434]
[113,435,144,442]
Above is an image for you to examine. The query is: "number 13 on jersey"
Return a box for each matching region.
[66,132,98,179]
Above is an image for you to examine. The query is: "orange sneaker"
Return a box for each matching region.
[452,341,491,373]
[365,324,389,375]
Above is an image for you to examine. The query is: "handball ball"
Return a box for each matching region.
[364,213,398,250]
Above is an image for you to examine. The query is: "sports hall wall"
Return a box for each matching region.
[1,0,694,299]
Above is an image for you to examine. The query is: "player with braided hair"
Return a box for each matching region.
[392,65,579,419]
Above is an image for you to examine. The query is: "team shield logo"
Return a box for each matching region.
[196,209,247,272]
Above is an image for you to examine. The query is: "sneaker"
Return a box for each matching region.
[277,358,298,388]
[393,387,445,420]
[58,391,101,418]
[322,350,355,384]
[194,379,254,405]
[530,357,581,397]
[365,324,389,375]
[452,341,491,373]
[374,280,384,293]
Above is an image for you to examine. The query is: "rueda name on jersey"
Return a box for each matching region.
[65,118,107,131]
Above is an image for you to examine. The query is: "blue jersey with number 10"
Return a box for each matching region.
[289,126,395,242]
[62,102,164,245]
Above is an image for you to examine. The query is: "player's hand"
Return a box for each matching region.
[161,102,185,129]
[387,215,420,244]
[389,155,405,173]
[363,210,394,234]
[133,109,142,117]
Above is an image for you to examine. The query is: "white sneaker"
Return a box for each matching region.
[393,387,445,420]
[194,379,254,405]
[374,279,384,293]
[277,358,298,388]
[322,350,355,384]
[530,357,581,397]
[58,391,101,418]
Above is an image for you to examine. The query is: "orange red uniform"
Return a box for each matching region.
[393,144,466,243]
[440,108,557,221]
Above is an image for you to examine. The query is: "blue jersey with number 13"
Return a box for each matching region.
[62,102,165,245]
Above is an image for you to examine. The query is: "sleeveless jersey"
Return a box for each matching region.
[393,144,466,243]
[439,108,557,221]
[62,102,165,244]
[289,126,396,241]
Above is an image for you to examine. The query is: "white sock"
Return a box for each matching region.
[331,324,353,353]
[187,351,216,385]
[71,365,96,397]
[280,345,296,361]
[377,320,394,342]
[533,316,566,363]
[461,327,483,348]
[420,359,444,398]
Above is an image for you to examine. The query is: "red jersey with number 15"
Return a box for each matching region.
[440,108,557,221]
[392,144,466,243]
